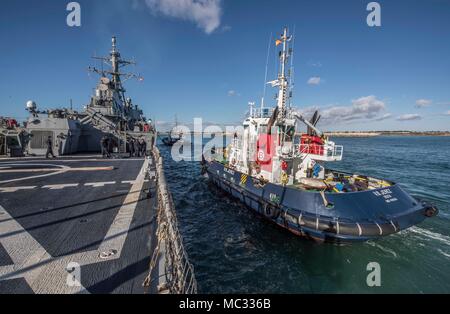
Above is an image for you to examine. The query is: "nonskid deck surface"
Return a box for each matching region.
[0,155,157,294]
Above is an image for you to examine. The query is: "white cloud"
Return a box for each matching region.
[220,25,232,32]
[299,96,387,123]
[374,113,393,121]
[303,96,387,122]
[415,99,432,108]
[227,90,239,97]
[144,0,222,34]
[307,77,321,85]
[445,110,450,116]
[397,114,422,121]
[307,61,322,67]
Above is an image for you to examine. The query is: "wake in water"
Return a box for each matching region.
[366,241,398,258]
[437,249,450,259]
[159,136,450,293]
[409,227,450,246]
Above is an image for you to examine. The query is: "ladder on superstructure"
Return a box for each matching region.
[80,107,130,153]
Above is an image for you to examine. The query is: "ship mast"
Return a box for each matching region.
[275,27,291,122]
[110,36,122,91]
[89,36,137,101]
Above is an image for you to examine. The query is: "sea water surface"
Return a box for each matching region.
[158,136,450,293]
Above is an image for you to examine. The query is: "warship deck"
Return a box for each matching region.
[0,155,158,294]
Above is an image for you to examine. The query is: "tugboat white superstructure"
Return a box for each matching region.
[204,28,438,244]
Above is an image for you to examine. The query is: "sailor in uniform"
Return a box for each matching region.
[46,136,56,159]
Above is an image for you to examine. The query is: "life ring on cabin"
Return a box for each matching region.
[281,161,288,171]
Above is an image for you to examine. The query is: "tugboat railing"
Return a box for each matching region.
[294,144,343,161]
[249,107,275,119]
[145,147,198,294]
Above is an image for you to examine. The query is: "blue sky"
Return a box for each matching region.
[0,0,449,131]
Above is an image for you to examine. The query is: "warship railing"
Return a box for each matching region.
[145,147,198,294]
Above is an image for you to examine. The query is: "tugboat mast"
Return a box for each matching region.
[275,27,292,122]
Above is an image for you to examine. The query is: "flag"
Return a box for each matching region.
[275,39,282,46]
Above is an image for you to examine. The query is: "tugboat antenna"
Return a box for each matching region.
[261,32,272,110]
[288,25,296,109]
[267,27,292,122]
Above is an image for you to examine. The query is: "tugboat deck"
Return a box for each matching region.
[0,155,157,294]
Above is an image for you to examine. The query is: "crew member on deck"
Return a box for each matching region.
[46,136,56,159]
[129,138,136,157]
[139,138,147,157]
[101,136,111,158]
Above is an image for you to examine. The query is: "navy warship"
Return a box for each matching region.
[22,36,154,156]
[0,37,160,293]
[203,28,438,244]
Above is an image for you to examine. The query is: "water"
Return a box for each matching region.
[158,136,450,293]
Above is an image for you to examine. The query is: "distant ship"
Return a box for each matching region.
[14,36,154,157]
[202,28,438,244]
[162,115,183,146]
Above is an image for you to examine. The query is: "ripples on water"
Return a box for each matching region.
[159,136,450,293]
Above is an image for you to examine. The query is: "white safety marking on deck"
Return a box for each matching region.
[0,158,146,163]
[0,205,89,294]
[84,181,116,187]
[42,184,79,190]
[98,158,149,257]
[0,166,114,173]
[0,157,154,294]
[0,164,69,184]
[0,186,37,193]
[121,180,135,184]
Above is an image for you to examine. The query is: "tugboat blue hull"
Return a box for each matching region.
[205,161,437,244]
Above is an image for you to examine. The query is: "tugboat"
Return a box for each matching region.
[162,115,183,146]
[203,28,438,244]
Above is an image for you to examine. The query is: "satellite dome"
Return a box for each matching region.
[26,100,37,110]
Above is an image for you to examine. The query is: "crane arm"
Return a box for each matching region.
[294,113,323,137]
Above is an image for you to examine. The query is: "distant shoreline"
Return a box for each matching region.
[158,131,450,137]
[324,131,450,137]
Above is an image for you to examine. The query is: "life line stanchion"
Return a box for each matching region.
[143,147,198,294]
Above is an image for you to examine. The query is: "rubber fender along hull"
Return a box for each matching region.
[205,161,437,244]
